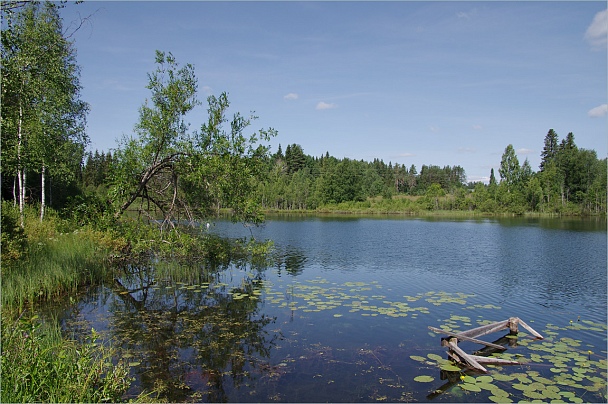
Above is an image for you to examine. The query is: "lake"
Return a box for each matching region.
[52,215,607,402]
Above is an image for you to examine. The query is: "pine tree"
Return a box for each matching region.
[540,129,558,171]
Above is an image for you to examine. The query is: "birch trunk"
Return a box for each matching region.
[17,102,25,228]
[40,163,46,221]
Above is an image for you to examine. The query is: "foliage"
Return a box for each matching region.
[110,52,276,229]
[1,313,132,403]
[1,201,26,261]
[1,1,88,222]
[254,131,605,216]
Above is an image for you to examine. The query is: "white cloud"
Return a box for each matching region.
[516,148,534,155]
[202,86,213,95]
[585,9,608,48]
[472,124,483,130]
[458,147,476,153]
[588,103,608,118]
[284,93,299,101]
[429,125,439,132]
[398,152,415,157]
[456,8,477,20]
[316,101,337,110]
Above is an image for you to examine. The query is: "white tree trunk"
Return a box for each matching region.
[40,163,46,221]
[17,103,25,228]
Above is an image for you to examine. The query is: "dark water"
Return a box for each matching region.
[53,216,607,402]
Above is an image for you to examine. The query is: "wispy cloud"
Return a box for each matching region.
[456,8,478,20]
[284,93,299,101]
[458,147,476,154]
[516,148,534,155]
[316,101,337,110]
[429,125,439,132]
[588,103,608,117]
[585,9,607,48]
[472,124,483,130]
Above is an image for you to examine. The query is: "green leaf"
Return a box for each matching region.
[461,383,481,392]
[413,375,435,383]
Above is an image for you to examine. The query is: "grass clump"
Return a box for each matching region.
[0,313,132,403]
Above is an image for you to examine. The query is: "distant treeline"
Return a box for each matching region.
[81,129,606,216]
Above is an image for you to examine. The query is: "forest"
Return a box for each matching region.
[79,130,606,217]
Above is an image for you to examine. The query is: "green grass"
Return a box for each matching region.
[1,313,133,403]
[1,228,115,309]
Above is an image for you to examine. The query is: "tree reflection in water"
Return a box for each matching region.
[109,240,280,402]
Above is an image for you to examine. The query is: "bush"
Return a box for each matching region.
[1,201,26,261]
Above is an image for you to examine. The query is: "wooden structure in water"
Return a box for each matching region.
[428,317,544,373]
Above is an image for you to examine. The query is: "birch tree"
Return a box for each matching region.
[1,2,88,224]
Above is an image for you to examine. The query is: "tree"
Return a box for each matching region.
[520,158,533,185]
[284,143,306,174]
[110,51,198,225]
[110,51,276,229]
[489,168,497,186]
[1,1,88,224]
[498,144,521,193]
[540,129,559,171]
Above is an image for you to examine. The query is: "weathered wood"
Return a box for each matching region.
[468,355,519,365]
[453,320,510,339]
[429,326,506,350]
[516,318,544,339]
[447,339,487,372]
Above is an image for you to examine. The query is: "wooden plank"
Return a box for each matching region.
[516,318,544,339]
[469,355,519,365]
[447,339,487,372]
[428,326,506,350]
[453,320,509,339]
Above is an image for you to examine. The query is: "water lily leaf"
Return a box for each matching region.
[440,363,461,372]
[461,383,481,392]
[523,390,545,400]
[492,373,515,382]
[413,375,434,383]
[427,353,444,362]
[488,395,512,403]
[476,375,494,383]
[410,355,426,362]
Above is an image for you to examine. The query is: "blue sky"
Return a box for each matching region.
[60,1,607,183]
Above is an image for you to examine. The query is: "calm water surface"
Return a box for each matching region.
[54,216,607,402]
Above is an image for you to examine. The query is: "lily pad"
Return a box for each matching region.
[461,383,481,392]
[413,375,434,383]
[488,395,512,403]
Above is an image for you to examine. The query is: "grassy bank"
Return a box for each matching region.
[1,205,126,309]
[263,194,604,217]
[0,204,137,402]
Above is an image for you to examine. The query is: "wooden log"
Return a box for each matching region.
[468,355,520,365]
[516,318,544,339]
[428,326,506,350]
[453,320,509,339]
[447,339,487,372]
